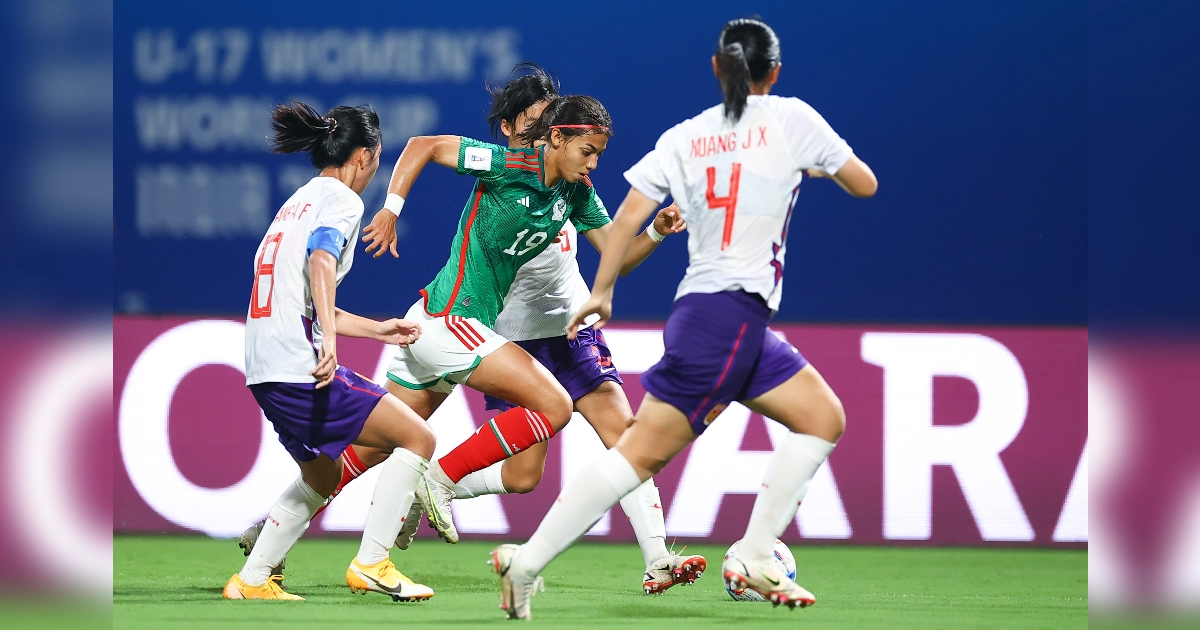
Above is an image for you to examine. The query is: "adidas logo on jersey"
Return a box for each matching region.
[517,196,530,208]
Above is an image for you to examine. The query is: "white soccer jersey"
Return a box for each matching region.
[493,221,592,341]
[624,94,853,311]
[245,177,364,384]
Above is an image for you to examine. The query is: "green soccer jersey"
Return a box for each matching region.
[420,137,612,326]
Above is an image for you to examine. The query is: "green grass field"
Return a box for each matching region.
[114,535,1086,629]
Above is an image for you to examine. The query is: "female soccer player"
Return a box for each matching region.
[489,19,878,619]
[367,64,702,593]
[356,93,686,553]
[223,102,438,602]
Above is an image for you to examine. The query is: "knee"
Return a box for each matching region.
[406,421,436,460]
[506,468,544,494]
[537,389,574,430]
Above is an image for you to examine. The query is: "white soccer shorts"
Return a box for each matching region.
[386,300,508,393]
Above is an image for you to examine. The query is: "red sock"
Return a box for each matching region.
[438,407,555,483]
[314,446,369,517]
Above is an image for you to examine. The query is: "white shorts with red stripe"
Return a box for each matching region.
[386,300,509,394]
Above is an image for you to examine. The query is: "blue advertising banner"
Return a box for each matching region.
[114,1,1085,324]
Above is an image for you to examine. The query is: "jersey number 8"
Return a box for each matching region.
[250,232,283,319]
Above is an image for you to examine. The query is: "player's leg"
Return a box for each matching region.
[493,394,695,618]
[344,390,438,601]
[425,341,572,493]
[573,381,702,592]
[724,334,844,609]
[225,454,340,600]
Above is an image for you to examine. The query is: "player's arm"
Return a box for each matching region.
[807,155,877,198]
[362,135,463,258]
[565,187,660,339]
[582,203,686,276]
[308,249,340,388]
[332,308,422,347]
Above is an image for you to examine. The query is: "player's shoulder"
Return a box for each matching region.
[502,145,541,175]
[754,94,824,123]
[315,177,364,213]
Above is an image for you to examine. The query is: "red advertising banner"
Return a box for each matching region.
[114,316,1086,547]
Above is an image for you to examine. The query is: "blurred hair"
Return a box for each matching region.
[716,18,781,122]
[515,95,613,146]
[269,102,381,169]
[487,62,561,140]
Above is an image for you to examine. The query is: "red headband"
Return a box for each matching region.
[550,124,611,132]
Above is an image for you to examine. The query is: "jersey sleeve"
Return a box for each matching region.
[455,137,508,183]
[570,185,612,232]
[622,129,676,203]
[780,98,854,175]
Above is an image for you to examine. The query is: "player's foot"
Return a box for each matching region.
[722,549,815,609]
[417,473,458,543]
[489,544,544,620]
[237,520,285,581]
[222,573,303,600]
[643,550,707,594]
[346,557,434,602]
[394,500,424,550]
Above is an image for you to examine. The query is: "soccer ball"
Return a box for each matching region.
[722,539,797,601]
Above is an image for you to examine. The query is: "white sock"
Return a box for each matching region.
[355,448,429,566]
[239,476,326,586]
[454,462,508,499]
[427,459,454,488]
[739,432,836,563]
[513,448,641,578]
[619,478,667,568]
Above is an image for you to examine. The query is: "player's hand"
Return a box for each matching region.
[566,294,612,341]
[311,339,338,389]
[378,318,421,347]
[652,203,687,236]
[805,168,830,179]
[362,209,399,259]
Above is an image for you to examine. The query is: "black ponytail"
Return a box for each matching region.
[515,94,613,146]
[487,62,560,139]
[716,18,781,123]
[270,101,381,169]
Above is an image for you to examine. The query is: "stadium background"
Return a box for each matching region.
[109,0,1089,551]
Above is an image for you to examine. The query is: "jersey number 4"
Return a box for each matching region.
[706,163,742,250]
[250,232,283,318]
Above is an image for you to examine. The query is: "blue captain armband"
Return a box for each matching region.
[307,227,347,259]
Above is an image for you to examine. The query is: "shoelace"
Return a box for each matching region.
[375,561,416,587]
[265,575,288,595]
[520,576,546,603]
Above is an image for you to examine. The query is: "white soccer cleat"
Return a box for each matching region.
[489,544,544,620]
[722,548,816,609]
[644,550,707,594]
[416,473,459,543]
[394,500,424,550]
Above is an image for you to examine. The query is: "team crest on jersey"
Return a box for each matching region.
[552,199,567,221]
